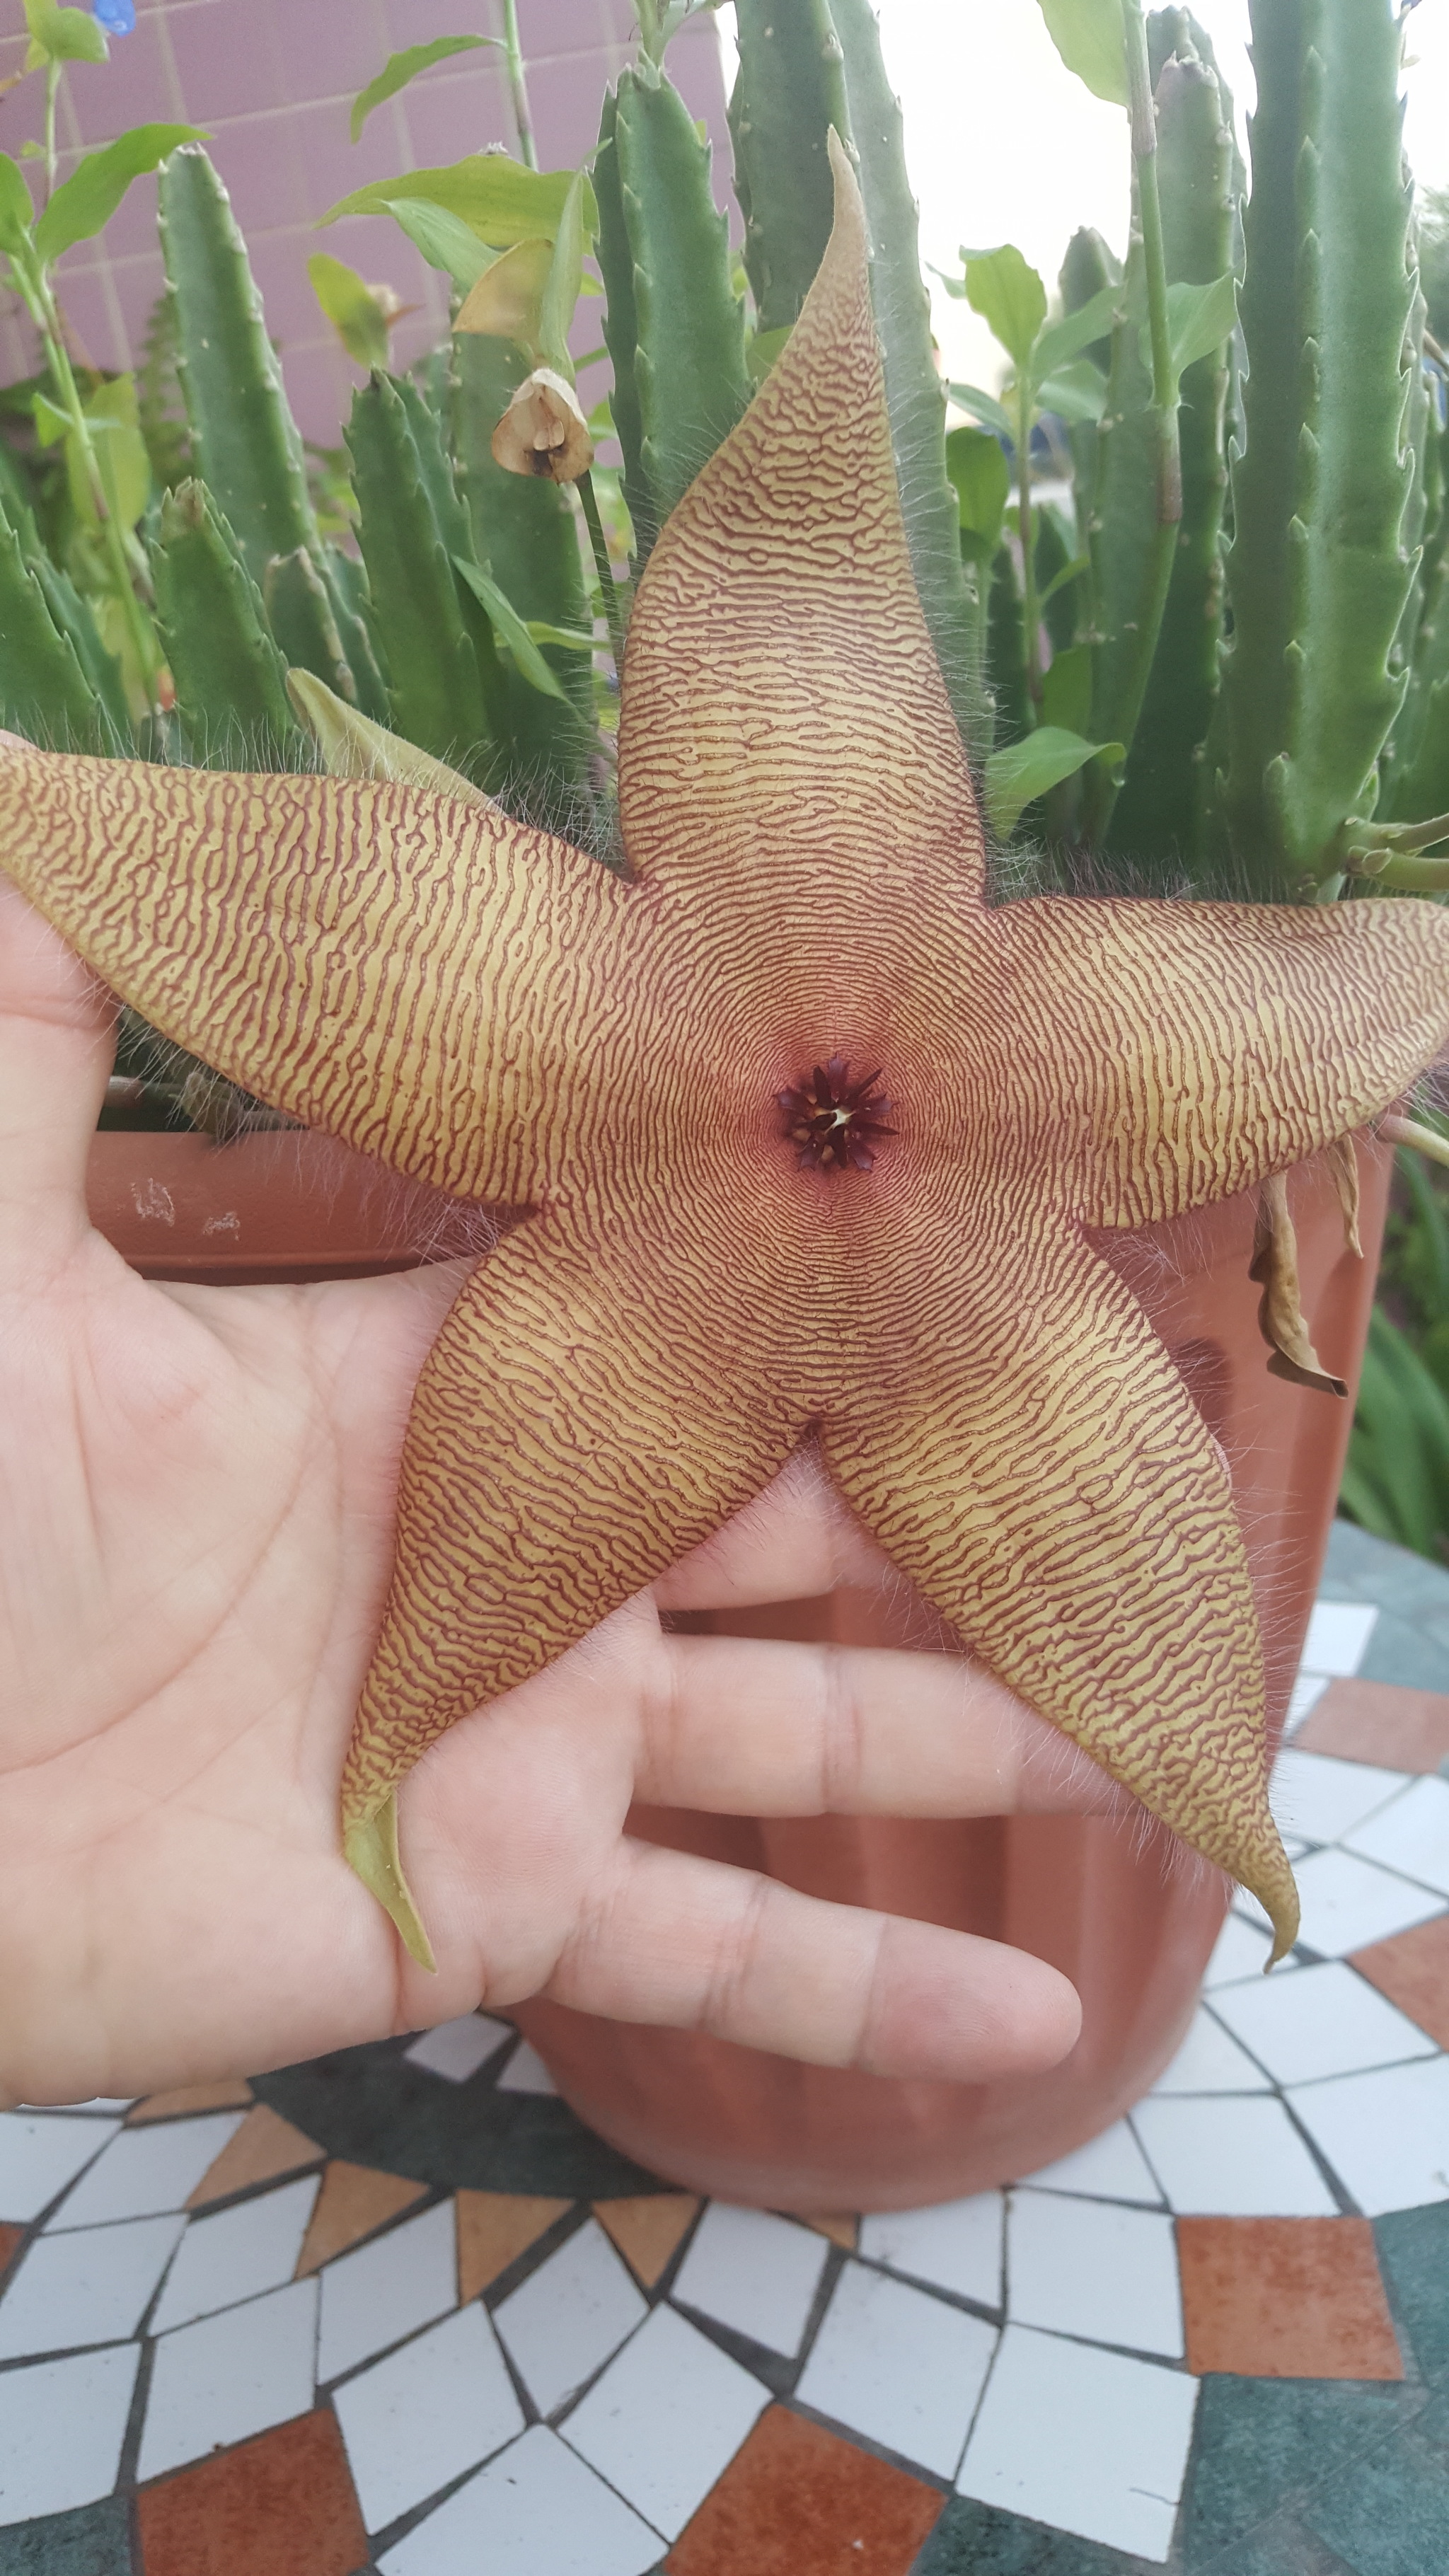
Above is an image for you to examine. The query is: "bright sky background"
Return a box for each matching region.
[716,2,1449,391]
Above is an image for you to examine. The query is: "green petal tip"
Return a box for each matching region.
[345,1796,437,1973]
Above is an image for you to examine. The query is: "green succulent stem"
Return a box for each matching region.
[577,469,628,666]
[498,0,538,173]
[1082,0,1182,846]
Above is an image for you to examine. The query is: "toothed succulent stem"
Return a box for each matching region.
[1214,0,1418,898]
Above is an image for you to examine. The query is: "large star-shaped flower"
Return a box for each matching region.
[4,150,1448,1971]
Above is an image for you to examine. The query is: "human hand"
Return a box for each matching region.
[1,879,1109,2112]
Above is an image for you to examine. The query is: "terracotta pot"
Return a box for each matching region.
[515,1143,1390,2208]
[88,1127,1388,2210]
[86,1129,485,1285]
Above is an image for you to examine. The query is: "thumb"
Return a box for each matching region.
[0,875,115,1287]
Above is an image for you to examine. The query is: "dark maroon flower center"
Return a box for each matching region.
[776,1056,896,1172]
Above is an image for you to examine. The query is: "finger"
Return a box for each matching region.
[653,1443,887,1608]
[634,1628,1127,1820]
[0,877,113,1282]
[546,1836,1082,2082]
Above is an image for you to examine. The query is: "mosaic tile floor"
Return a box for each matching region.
[2,1522,1447,2575]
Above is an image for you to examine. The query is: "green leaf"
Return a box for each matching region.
[1162,271,1237,383]
[23,0,106,68]
[1036,357,1107,424]
[1041,641,1092,737]
[35,125,207,266]
[1033,282,1121,381]
[1039,549,1091,606]
[983,724,1123,836]
[321,156,597,250]
[746,323,792,384]
[0,153,34,259]
[526,620,596,651]
[962,245,1047,371]
[308,252,391,371]
[350,36,497,146]
[945,424,1010,563]
[386,197,497,291]
[451,553,566,700]
[537,168,587,381]
[1034,0,1128,108]
[37,372,150,534]
[947,381,1015,443]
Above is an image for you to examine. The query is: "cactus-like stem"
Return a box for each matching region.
[729,0,848,334]
[1081,0,1183,848]
[1107,24,1234,874]
[1213,0,1417,897]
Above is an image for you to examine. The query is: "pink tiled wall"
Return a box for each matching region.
[0,0,728,441]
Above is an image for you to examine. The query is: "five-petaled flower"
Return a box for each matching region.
[91,1,136,33]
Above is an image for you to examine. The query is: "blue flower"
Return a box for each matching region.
[91,0,136,32]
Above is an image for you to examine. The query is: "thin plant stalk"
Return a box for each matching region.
[1082,0,1183,843]
[1016,368,1041,725]
[14,260,161,711]
[43,59,60,197]
[499,0,538,173]
[577,468,628,668]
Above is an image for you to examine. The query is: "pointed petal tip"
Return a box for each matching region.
[344,1796,437,1973]
[1250,1835,1300,1968]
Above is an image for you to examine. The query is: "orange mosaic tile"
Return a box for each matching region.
[127,2079,255,2123]
[135,2406,367,2576]
[1350,1914,1449,2050]
[294,2160,429,2277]
[800,2212,859,2251]
[0,2221,23,2280]
[186,2104,324,2207]
[1177,2216,1404,2380]
[456,2189,571,2301]
[664,2403,944,2575]
[594,2193,699,2285]
[1296,1677,1449,1773]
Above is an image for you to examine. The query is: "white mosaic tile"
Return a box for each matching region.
[670,2201,829,2357]
[562,2300,769,2542]
[1131,2096,1336,2217]
[404,2014,514,2083]
[794,2257,997,2480]
[1289,1848,1446,1957]
[379,2425,659,2576]
[1210,1960,1440,2088]
[45,2112,246,2229]
[493,2217,647,2418]
[335,2299,525,2538]
[318,2200,456,2386]
[137,2276,318,2482]
[1148,2006,1272,2096]
[0,2113,121,2224]
[496,2040,558,2096]
[1287,2056,1449,2217]
[150,2173,321,2333]
[0,2211,183,2360]
[957,2326,1198,2565]
[1202,1911,1276,1987]
[1283,1673,1331,1735]
[16,2098,134,2114]
[1269,1748,1409,1847]
[1299,1602,1378,1677]
[1017,2118,1163,2205]
[1344,1776,1449,1898]
[0,2342,141,2526]
[1005,2191,1182,2360]
[858,2191,1003,2309]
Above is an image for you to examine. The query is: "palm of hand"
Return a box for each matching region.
[1,882,1094,2109]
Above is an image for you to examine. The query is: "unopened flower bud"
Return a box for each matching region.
[490,368,594,484]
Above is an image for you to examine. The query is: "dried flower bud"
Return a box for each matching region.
[490,368,594,484]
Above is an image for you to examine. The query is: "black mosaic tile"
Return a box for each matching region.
[1179,2379,1430,2573]
[1302,2394,1449,2576]
[1375,2204,1449,2394]
[0,2498,133,2576]
[251,2033,664,2198]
